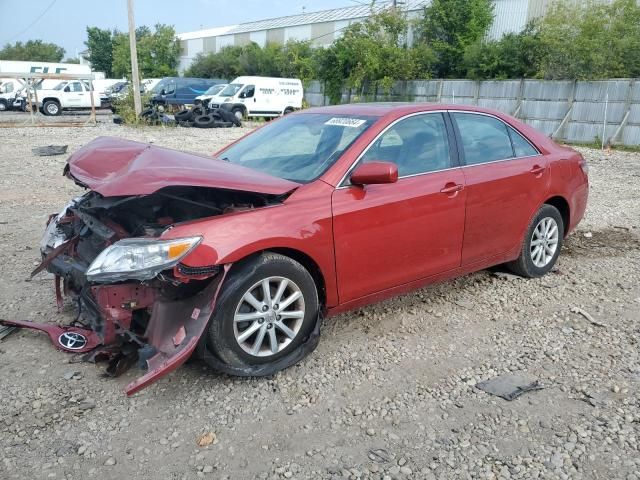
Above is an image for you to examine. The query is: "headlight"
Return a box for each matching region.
[86,236,202,282]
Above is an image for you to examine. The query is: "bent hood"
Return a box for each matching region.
[65,136,300,197]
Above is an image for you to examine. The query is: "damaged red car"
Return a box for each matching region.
[3,104,588,395]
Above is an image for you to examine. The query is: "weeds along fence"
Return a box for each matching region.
[304,79,640,147]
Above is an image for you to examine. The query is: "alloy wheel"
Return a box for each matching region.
[233,276,305,357]
[530,217,559,268]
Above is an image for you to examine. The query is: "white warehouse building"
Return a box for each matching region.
[176,0,589,73]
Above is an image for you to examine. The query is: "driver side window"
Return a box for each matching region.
[243,85,255,98]
[361,113,452,177]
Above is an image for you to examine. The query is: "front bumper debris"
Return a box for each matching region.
[0,265,228,396]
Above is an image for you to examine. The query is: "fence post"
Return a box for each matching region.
[437,79,443,103]
[512,78,525,118]
[474,80,480,105]
[552,79,577,142]
[609,78,635,146]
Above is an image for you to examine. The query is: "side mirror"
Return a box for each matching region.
[160,89,166,96]
[64,86,70,92]
[350,161,398,186]
[238,91,246,99]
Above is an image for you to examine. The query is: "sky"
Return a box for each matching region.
[0,0,362,58]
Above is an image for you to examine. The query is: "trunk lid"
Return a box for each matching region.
[65,136,300,197]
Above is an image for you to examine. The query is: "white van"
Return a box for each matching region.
[210,76,303,120]
[194,83,227,106]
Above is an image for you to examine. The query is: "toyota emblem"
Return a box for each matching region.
[58,331,88,350]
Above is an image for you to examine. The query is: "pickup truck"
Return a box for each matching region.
[35,80,102,116]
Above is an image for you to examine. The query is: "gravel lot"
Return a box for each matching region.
[0,120,639,480]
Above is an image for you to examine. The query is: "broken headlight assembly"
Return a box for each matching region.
[86,236,202,282]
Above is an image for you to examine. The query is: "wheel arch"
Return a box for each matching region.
[41,97,61,105]
[225,247,327,309]
[544,195,570,236]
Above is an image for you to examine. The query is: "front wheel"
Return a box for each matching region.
[0,99,8,111]
[231,107,245,121]
[43,100,61,116]
[204,252,319,371]
[507,204,564,278]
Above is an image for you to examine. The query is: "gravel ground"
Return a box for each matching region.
[0,121,639,480]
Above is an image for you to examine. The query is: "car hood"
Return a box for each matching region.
[65,136,300,197]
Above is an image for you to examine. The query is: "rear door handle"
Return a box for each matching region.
[530,165,545,175]
[440,183,464,194]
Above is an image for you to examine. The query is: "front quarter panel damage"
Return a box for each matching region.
[125,265,229,396]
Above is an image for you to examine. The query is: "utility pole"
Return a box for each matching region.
[127,0,142,116]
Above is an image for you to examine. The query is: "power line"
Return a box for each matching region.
[3,0,58,44]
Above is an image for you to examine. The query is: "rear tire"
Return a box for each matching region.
[507,204,564,278]
[205,252,319,370]
[0,99,8,111]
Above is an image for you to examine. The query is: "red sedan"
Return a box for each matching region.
[7,103,588,394]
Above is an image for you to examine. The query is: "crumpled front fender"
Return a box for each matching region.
[125,264,230,396]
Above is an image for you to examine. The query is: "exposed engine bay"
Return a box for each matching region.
[3,185,285,395]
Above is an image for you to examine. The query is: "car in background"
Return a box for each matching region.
[21,103,588,394]
[34,80,102,115]
[209,76,303,120]
[194,84,227,107]
[150,77,226,107]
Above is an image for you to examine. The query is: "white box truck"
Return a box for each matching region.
[209,76,303,120]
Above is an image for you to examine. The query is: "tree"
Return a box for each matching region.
[315,8,421,103]
[85,27,113,76]
[463,27,541,79]
[112,24,181,78]
[63,57,81,64]
[415,0,494,77]
[536,0,640,79]
[0,40,64,62]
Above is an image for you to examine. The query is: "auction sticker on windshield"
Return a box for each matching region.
[325,117,367,128]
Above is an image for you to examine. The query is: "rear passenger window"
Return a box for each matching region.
[453,113,513,165]
[509,127,538,157]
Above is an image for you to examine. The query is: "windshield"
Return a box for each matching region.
[52,82,66,90]
[205,84,225,95]
[219,83,243,97]
[219,113,377,183]
[151,79,167,94]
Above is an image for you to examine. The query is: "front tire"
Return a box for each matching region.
[43,100,61,116]
[231,107,245,121]
[0,99,8,111]
[507,204,564,278]
[205,252,319,370]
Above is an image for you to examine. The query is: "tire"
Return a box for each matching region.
[191,105,205,117]
[205,252,319,369]
[216,108,241,127]
[507,204,564,278]
[43,100,61,116]
[0,99,7,111]
[231,107,245,121]
[178,120,194,128]
[140,107,153,118]
[174,109,193,122]
[283,107,294,115]
[193,114,216,128]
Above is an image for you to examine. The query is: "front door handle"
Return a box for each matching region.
[530,165,545,175]
[440,183,464,194]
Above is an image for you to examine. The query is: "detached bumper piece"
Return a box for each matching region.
[1,266,228,396]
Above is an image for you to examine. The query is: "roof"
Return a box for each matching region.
[178,1,427,39]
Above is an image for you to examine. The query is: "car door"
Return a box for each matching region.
[239,84,256,114]
[64,81,85,107]
[451,112,549,266]
[332,112,467,303]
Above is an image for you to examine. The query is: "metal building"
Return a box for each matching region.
[176,0,603,72]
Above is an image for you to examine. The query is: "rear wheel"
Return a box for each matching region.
[204,252,319,369]
[43,100,61,116]
[507,204,564,278]
[283,107,294,115]
[0,99,7,111]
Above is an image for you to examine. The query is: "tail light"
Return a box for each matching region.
[578,156,589,176]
